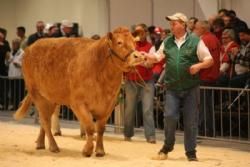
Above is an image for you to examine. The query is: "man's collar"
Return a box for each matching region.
[174,32,188,41]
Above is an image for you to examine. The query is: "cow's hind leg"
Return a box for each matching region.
[36,127,46,149]
[71,104,95,157]
[33,96,59,152]
[95,118,106,157]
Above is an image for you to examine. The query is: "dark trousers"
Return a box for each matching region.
[9,79,25,109]
[0,77,9,109]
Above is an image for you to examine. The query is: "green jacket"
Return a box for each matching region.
[163,33,200,91]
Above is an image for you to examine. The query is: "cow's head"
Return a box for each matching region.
[106,27,146,71]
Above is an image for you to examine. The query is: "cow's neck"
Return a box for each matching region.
[95,38,124,90]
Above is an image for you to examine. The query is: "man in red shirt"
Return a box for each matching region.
[194,20,221,137]
[124,23,156,143]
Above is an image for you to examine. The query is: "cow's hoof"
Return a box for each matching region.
[36,146,45,150]
[54,132,62,136]
[82,151,92,157]
[49,147,60,153]
[95,151,105,157]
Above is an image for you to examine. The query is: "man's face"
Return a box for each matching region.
[187,19,195,31]
[239,32,250,44]
[62,27,72,35]
[193,22,204,37]
[0,32,4,42]
[36,22,45,33]
[222,32,232,45]
[169,20,185,35]
[134,26,147,42]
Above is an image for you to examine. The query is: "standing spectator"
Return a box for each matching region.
[59,20,75,37]
[16,26,27,49]
[124,23,156,144]
[211,17,225,43]
[0,30,10,110]
[27,21,45,46]
[194,20,221,137]
[218,8,228,18]
[6,38,25,110]
[44,23,60,37]
[161,29,171,41]
[187,17,198,33]
[50,20,81,136]
[145,13,213,161]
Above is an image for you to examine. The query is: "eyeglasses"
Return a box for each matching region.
[222,36,230,39]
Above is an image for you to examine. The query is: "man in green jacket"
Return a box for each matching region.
[145,13,214,161]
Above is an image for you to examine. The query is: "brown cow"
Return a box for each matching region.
[14,27,145,157]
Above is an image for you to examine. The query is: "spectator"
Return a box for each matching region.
[218,28,239,87]
[0,29,11,110]
[16,26,27,49]
[194,20,221,137]
[6,38,25,110]
[187,17,198,33]
[91,34,101,40]
[124,23,156,144]
[161,29,171,40]
[145,13,213,161]
[229,28,250,88]
[218,8,228,18]
[211,17,225,43]
[149,27,165,82]
[27,21,45,46]
[148,25,156,45]
[59,20,75,37]
[44,23,60,37]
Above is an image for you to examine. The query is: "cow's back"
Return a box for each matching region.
[23,37,95,104]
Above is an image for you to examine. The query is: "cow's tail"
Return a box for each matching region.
[13,94,32,120]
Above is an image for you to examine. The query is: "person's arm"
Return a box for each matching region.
[189,40,214,75]
[144,42,165,64]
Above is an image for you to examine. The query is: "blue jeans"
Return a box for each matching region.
[124,80,155,140]
[163,86,199,153]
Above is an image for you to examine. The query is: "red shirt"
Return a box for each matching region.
[199,32,221,82]
[125,41,153,81]
[220,41,239,76]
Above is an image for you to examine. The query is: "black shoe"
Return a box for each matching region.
[186,151,198,161]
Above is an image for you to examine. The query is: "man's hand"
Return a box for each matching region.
[189,64,201,75]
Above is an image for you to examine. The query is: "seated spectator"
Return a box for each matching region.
[217,28,239,87]
[229,28,250,88]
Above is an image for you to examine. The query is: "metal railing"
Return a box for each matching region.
[1,76,249,143]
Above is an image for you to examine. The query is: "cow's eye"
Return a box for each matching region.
[117,41,123,45]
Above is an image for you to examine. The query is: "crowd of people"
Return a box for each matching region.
[0,8,249,161]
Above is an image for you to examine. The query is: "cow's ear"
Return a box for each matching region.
[107,32,113,40]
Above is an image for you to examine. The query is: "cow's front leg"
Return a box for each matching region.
[82,123,94,157]
[95,119,106,157]
[71,104,94,157]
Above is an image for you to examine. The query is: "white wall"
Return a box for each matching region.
[0,0,249,44]
[109,0,152,30]
[0,0,109,42]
